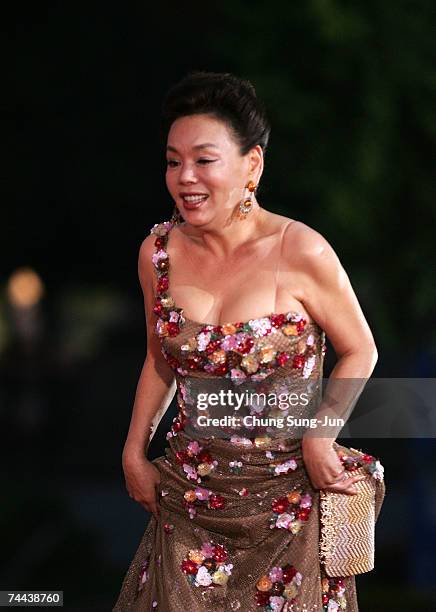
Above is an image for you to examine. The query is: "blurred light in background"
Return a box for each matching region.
[7,267,45,308]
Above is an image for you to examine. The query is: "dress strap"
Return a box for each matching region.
[149,219,185,336]
[150,219,174,294]
[273,219,296,305]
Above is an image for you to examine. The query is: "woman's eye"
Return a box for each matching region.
[166,159,216,167]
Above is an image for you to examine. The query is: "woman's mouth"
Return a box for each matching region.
[181,194,209,210]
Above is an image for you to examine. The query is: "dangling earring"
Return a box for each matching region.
[170,205,183,225]
[238,180,257,219]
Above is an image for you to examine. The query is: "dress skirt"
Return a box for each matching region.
[113,431,385,611]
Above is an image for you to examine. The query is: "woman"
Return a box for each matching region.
[113,71,385,611]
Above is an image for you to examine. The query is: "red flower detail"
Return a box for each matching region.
[282,564,297,584]
[255,591,270,605]
[181,559,198,575]
[187,355,203,370]
[212,544,228,563]
[154,237,164,248]
[276,352,290,367]
[157,276,169,293]
[292,354,305,369]
[297,509,310,521]
[172,419,183,433]
[213,363,228,375]
[208,494,225,509]
[153,303,164,316]
[236,337,254,354]
[271,314,286,328]
[205,339,222,354]
[197,450,213,463]
[165,354,180,369]
[167,322,180,336]
[175,450,190,465]
[271,497,289,514]
[296,319,306,333]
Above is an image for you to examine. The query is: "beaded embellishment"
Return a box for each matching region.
[181,541,233,587]
[255,564,302,609]
[270,487,313,533]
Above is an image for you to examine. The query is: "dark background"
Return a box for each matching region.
[3,1,436,610]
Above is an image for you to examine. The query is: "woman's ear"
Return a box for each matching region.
[249,145,264,183]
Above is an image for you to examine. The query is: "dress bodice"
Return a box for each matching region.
[150,219,327,443]
[150,219,326,380]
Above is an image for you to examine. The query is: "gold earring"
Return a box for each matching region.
[238,180,257,219]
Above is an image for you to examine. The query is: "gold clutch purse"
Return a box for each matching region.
[319,446,385,577]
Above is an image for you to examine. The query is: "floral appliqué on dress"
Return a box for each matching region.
[181,541,233,587]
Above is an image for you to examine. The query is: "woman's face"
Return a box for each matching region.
[165,113,261,224]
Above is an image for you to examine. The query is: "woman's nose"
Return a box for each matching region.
[178,163,198,184]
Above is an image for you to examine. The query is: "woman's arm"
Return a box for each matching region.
[122,233,177,464]
[121,233,177,517]
[285,222,378,494]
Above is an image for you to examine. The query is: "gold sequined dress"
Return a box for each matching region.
[113,219,386,612]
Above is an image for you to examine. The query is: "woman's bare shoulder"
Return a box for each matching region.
[283,218,339,263]
[139,230,157,258]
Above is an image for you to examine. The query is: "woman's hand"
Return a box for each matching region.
[122,449,161,518]
[302,438,366,495]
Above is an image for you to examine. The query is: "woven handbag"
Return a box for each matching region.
[319,465,377,576]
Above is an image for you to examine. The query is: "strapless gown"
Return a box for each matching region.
[113,219,386,612]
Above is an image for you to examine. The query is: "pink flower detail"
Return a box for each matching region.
[200,541,215,557]
[187,441,201,455]
[230,435,253,446]
[229,368,247,382]
[183,464,198,481]
[274,459,297,475]
[303,355,316,379]
[196,331,212,351]
[194,487,211,501]
[151,249,168,267]
[300,493,313,508]
[269,566,284,582]
[269,596,285,612]
[221,335,239,350]
[306,333,315,346]
[274,513,294,529]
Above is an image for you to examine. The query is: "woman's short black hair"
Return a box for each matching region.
[161,70,271,157]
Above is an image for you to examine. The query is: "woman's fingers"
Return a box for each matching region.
[144,500,160,518]
[323,474,366,495]
[128,489,160,518]
[331,469,346,483]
